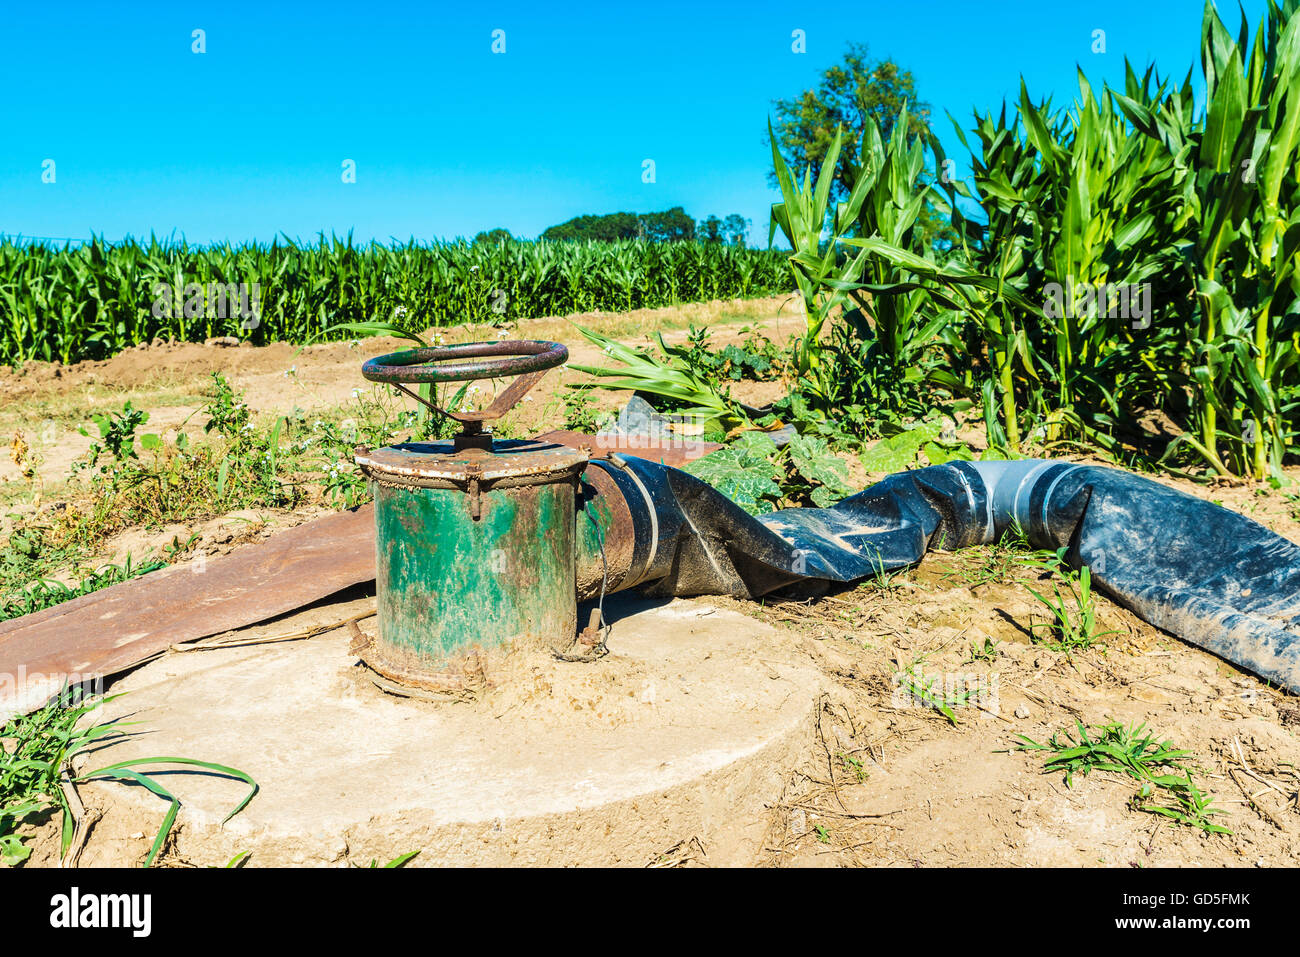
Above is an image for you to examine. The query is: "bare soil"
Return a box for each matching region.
[0,295,796,566]
[713,550,1300,867]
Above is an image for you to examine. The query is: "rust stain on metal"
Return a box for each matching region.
[357,441,588,485]
[575,466,636,599]
[350,617,488,696]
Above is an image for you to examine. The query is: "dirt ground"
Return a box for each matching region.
[4,292,1300,867]
[713,553,1300,867]
[0,294,797,493]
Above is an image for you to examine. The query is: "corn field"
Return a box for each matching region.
[0,235,788,366]
[774,0,1300,480]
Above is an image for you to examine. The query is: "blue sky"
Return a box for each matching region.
[0,1,1265,246]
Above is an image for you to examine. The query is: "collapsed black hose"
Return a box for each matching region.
[578,456,1300,694]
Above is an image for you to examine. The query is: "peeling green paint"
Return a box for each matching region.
[372,478,577,668]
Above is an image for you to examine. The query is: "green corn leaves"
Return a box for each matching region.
[0,236,790,368]
[766,0,1300,476]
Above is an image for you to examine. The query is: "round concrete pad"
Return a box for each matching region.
[78,596,824,866]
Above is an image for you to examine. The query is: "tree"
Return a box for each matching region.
[541,212,640,242]
[722,214,750,246]
[473,228,512,244]
[698,214,751,245]
[699,215,725,243]
[639,207,695,242]
[541,208,696,243]
[770,43,953,249]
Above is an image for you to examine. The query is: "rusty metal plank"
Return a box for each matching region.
[532,430,721,468]
[0,507,376,720]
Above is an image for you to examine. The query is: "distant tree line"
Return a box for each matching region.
[519,207,750,245]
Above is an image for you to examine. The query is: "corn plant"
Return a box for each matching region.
[767,123,873,385]
[567,325,752,433]
[0,236,789,366]
[828,1,1300,473]
[768,112,978,435]
[1116,0,1300,477]
[832,106,970,422]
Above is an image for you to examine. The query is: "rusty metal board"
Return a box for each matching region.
[531,430,721,469]
[0,506,376,720]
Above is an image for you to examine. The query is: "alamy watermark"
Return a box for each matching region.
[891,667,1001,717]
[1043,276,1152,330]
[590,402,713,455]
[0,667,105,707]
[151,281,262,331]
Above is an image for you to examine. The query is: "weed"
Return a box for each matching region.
[1,554,166,623]
[0,689,257,866]
[1135,774,1233,835]
[677,324,785,383]
[366,850,420,868]
[1015,719,1192,786]
[1026,565,1117,653]
[563,387,603,434]
[76,401,153,473]
[9,432,39,483]
[895,658,975,726]
[684,430,854,515]
[954,522,1064,588]
[1014,718,1230,835]
[201,372,251,440]
[867,549,906,596]
[570,325,750,433]
[839,751,868,783]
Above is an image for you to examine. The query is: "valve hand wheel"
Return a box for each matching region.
[361,340,568,447]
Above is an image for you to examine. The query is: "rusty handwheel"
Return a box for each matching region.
[361,340,567,450]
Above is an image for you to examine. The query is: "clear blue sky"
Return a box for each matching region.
[0,1,1265,246]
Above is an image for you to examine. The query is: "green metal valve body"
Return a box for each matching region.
[356,440,588,684]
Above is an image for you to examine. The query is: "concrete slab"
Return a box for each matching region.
[75,596,824,866]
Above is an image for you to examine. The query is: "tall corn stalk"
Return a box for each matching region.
[1118,0,1300,477]
[767,122,872,394]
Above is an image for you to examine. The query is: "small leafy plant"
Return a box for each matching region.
[674,325,784,383]
[1014,719,1230,835]
[563,387,603,433]
[76,401,155,473]
[202,371,252,441]
[895,665,975,727]
[684,431,853,514]
[1026,565,1116,653]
